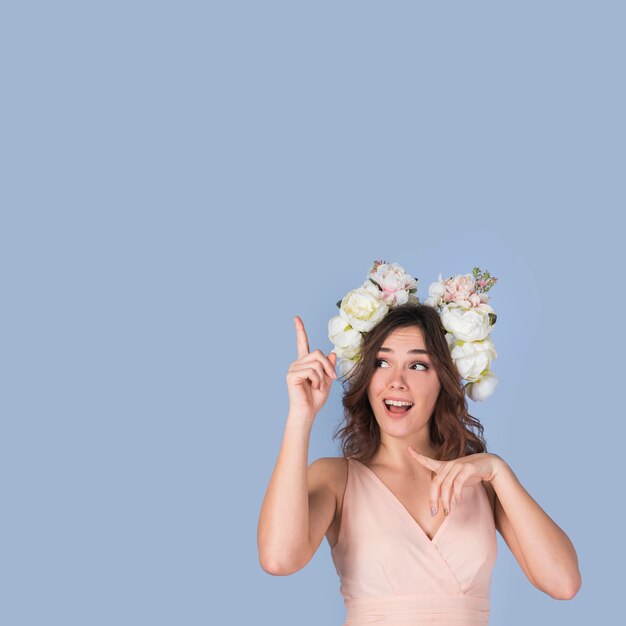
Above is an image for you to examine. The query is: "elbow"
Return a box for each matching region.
[544,573,582,600]
[258,547,286,575]
[259,555,296,576]
[558,574,583,600]
[257,526,314,575]
[260,561,286,576]
[258,548,310,576]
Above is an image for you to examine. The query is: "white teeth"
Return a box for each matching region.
[384,400,413,407]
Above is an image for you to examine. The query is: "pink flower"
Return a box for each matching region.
[365,262,418,307]
[442,274,477,307]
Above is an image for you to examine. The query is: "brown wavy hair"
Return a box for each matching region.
[332,302,488,464]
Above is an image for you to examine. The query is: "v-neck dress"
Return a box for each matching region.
[330,458,497,626]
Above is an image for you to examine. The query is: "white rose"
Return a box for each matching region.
[440,303,491,342]
[450,338,497,382]
[426,276,446,308]
[339,287,389,333]
[389,287,410,306]
[466,370,498,401]
[328,315,363,359]
[475,302,496,317]
[445,332,457,351]
[361,280,381,298]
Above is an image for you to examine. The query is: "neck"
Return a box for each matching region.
[372,437,439,472]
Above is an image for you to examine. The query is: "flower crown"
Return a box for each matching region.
[328,260,499,401]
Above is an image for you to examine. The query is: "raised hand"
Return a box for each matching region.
[407,447,505,516]
[285,316,338,421]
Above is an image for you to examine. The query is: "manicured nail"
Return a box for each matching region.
[431,506,437,517]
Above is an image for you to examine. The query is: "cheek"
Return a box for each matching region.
[426,371,441,389]
[429,378,442,400]
[416,375,440,400]
[368,372,383,390]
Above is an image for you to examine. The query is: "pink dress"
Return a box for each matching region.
[330,458,498,626]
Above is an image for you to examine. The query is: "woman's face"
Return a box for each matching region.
[366,325,441,436]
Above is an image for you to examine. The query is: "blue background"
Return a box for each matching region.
[1,1,622,624]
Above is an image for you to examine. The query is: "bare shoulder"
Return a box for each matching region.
[309,456,348,487]
[309,456,348,498]
[308,457,349,548]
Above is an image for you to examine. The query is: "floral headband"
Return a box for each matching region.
[328,260,499,401]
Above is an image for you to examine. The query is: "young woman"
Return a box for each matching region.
[258,298,581,626]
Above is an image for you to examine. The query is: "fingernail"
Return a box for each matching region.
[430,506,437,517]
[444,508,449,516]
[332,371,338,379]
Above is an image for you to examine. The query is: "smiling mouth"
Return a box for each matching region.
[383,400,413,416]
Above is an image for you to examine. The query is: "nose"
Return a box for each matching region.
[387,369,408,390]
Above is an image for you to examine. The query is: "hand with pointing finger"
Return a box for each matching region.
[407,447,505,516]
[286,316,338,422]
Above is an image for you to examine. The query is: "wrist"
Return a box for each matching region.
[286,411,316,428]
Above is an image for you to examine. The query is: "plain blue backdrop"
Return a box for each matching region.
[1,1,622,625]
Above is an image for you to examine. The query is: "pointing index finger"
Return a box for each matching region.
[293,316,310,359]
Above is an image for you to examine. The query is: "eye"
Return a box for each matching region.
[375,358,429,371]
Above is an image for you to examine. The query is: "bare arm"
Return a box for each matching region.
[489,459,582,599]
[257,316,338,575]
[257,415,310,574]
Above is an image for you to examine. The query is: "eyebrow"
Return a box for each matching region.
[378,347,429,355]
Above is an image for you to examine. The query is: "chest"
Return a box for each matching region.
[327,468,449,548]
